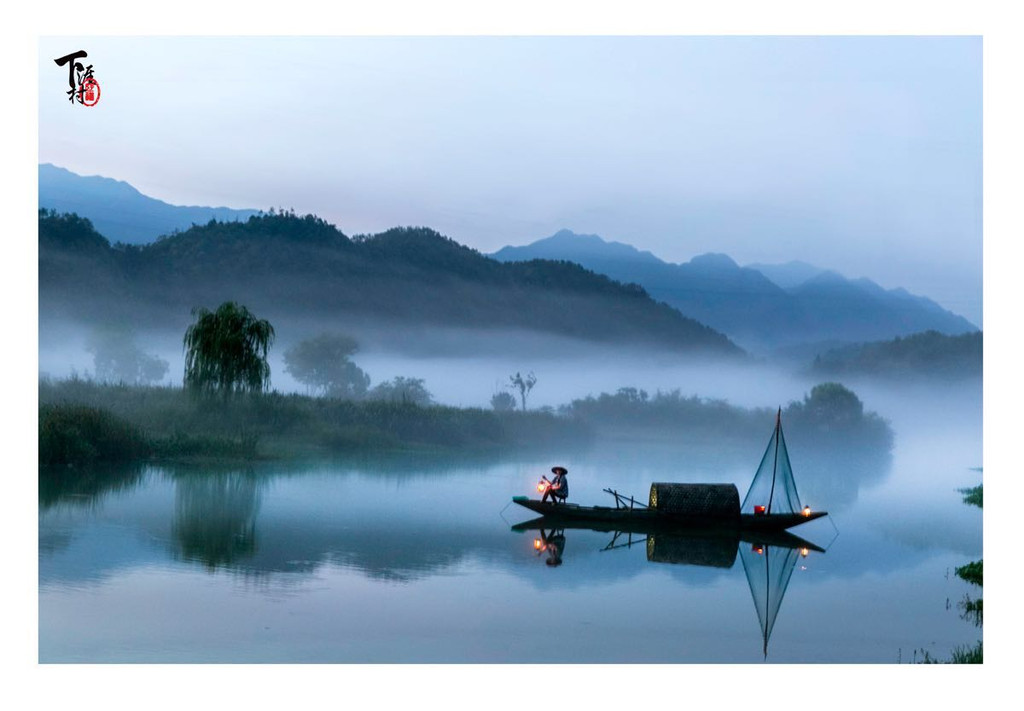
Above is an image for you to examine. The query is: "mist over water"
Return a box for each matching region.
[41,316,835,410]
[38,310,982,662]
[38,386,982,662]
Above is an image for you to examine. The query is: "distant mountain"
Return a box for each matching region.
[38,164,259,245]
[492,230,978,351]
[38,210,742,357]
[744,260,827,289]
[811,330,982,380]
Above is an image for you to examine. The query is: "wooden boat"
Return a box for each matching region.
[513,409,828,533]
[512,495,827,533]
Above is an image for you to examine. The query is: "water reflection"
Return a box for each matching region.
[171,471,264,570]
[37,393,982,662]
[533,528,565,566]
[792,445,891,511]
[514,517,822,658]
[39,462,146,511]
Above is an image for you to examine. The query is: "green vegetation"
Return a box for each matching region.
[39,400,260,468]
[916,642,983,664]
[86,325,169,384]
[39,403,151,467]
[960,484,983,508]
[563,387,762,441]
[949,642,983,663]
[562,381,893,450]
[39,376,895,471]
[39,377,588,467]
[367,376,433,406]
[284,333,370,398]
[183,302,275,397]
[956,560,983,587]
[812,330,982,380]
[955,486,983,628]
[490,391,517,412]
[915,484,982,663]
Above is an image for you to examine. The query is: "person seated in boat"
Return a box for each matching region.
[542,466,569,504]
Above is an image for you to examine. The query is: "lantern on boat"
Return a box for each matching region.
[752,545,764,555]
[800,548,809,557]
[534,538,543,550]
[802,506,811,517]
[537,479,550,493]
[754,505,766,515]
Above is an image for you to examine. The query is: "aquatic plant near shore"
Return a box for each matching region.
[39,403,150,467]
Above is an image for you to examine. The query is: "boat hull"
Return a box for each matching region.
[511,496,826,532]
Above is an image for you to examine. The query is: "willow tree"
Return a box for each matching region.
[183,302,275,397]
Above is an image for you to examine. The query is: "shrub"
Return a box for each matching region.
[39,404,151,467]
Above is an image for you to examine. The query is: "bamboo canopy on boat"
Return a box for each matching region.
[649,483,740,521]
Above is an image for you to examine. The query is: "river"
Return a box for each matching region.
[38,383,982,663]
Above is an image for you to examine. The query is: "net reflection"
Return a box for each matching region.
[513,516,823,658]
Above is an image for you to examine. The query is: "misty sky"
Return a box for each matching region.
[38,36,982,325]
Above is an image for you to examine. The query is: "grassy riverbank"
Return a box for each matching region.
[39,376,895,471]
[39,377,589,467]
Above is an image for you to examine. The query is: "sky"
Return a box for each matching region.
[38,35,982,325]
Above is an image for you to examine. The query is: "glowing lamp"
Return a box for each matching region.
[534,539,543,550]
[752,545,764,555]
[802,506,812,517]
[754,505,766,515]
[800,548,809,557]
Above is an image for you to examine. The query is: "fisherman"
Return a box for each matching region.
[542,466,569,504]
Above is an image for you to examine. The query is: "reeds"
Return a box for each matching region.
[38,376,590,466]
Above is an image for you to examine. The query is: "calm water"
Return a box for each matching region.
[39,391,982,663]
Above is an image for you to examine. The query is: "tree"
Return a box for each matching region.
[283,333,370,399]
[786,382,866,433]
[368,376,433,406]
[490,391,517,412]
[802,382,864,424]
[183,302,275,397]
[508,371,537,411]
[86,325,169,385]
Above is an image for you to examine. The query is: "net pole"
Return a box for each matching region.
[767,408,780,514]
[764,545,771,659]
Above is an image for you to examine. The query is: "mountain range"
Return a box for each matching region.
[39,163,258,245]
[38,165,978,357]
[492,230,978,351]
[38,210,740,357]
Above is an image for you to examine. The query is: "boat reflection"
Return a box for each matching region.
[513,516,823,658]
[533,528,566,566]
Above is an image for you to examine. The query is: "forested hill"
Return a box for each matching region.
[811,330,982,380]
[39,210,742,356]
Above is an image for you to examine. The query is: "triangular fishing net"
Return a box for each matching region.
[739,541,801,658]
[741,410,803,515]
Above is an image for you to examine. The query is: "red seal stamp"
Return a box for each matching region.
[79,77,100,107]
